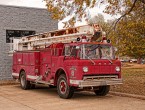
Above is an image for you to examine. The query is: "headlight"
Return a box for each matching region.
[83,67,88,72]
[116,66,120,72]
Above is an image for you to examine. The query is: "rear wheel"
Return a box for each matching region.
[94,86,110,96]
[20,71,31,90]
[57,74,74,99]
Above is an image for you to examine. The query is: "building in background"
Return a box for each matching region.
[0,5,58,80]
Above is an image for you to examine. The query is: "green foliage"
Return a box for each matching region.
[109,8,145,58]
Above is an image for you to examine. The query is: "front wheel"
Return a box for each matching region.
[57,74,74,99]
[20,71,31,90]
[94,86,110,96]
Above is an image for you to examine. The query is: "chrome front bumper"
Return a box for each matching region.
[70,79,123,87]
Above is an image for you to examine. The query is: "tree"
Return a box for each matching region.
[44,0,145,27]
[109,7,145,62]
[88,13,112,34]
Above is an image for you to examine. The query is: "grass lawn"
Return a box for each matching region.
[111,63,145,96]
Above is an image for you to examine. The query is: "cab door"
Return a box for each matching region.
[40,49,52,81]
[51,48,61,73]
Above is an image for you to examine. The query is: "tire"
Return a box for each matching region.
[20,71,31,90]
[94,86,110,96]
[57,74,74,99]
[30,84,36,89]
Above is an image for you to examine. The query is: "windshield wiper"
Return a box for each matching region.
[82,44,96,65]
[107,58,113,64]
[104,54,113,64]
[84,53,96,65]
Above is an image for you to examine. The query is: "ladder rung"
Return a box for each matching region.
[19,32,91,44]
[11,24,96,51]
[33,36,92,46]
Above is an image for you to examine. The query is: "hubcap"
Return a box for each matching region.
[21,75,25,87]
[59,80,67,94]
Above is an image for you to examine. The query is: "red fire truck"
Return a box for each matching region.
[12,24,122,99]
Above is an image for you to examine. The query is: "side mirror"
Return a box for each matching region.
[107,39,111,43]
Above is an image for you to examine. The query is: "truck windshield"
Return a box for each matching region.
[80,44,114,60]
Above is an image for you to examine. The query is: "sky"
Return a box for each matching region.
[0,0,114,29]
[0,0,46,8]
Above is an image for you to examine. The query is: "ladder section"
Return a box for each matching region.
[13,25,95,51]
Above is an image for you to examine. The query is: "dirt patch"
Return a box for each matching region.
[0,80,19,86]
[111,63,145,96]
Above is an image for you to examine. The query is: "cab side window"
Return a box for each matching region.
[64,46,77,56]
[70,46,77,56]
[65,46,71,56]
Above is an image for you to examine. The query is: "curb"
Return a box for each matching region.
[109,91,145,100]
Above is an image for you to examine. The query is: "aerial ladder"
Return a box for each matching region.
[11,24,103,53]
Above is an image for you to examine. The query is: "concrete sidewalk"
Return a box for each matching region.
[0,85,145,110]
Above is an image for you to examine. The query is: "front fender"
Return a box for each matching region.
[54,67,70,85]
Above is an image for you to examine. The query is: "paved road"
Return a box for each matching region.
[0,85,145,110]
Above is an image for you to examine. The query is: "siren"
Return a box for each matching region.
[107,39,111,43]
[77,37,81,42]
[82,35,87,42]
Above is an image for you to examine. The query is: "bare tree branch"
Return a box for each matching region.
[107,0,138,36]
[113,0,138,29]
[140,0,145,4]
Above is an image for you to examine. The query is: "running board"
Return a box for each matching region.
[35,79,54,85]
[35,81,51,85]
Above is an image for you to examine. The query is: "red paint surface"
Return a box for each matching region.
[12,42,121,86]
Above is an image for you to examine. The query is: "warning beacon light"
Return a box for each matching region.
[81,36,87,42]
[102,32,111,43]
[102,31,107,43]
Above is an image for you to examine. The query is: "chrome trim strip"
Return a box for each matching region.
[70,79,123,87]
[12,73,19,77]
[27,75,39,80]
